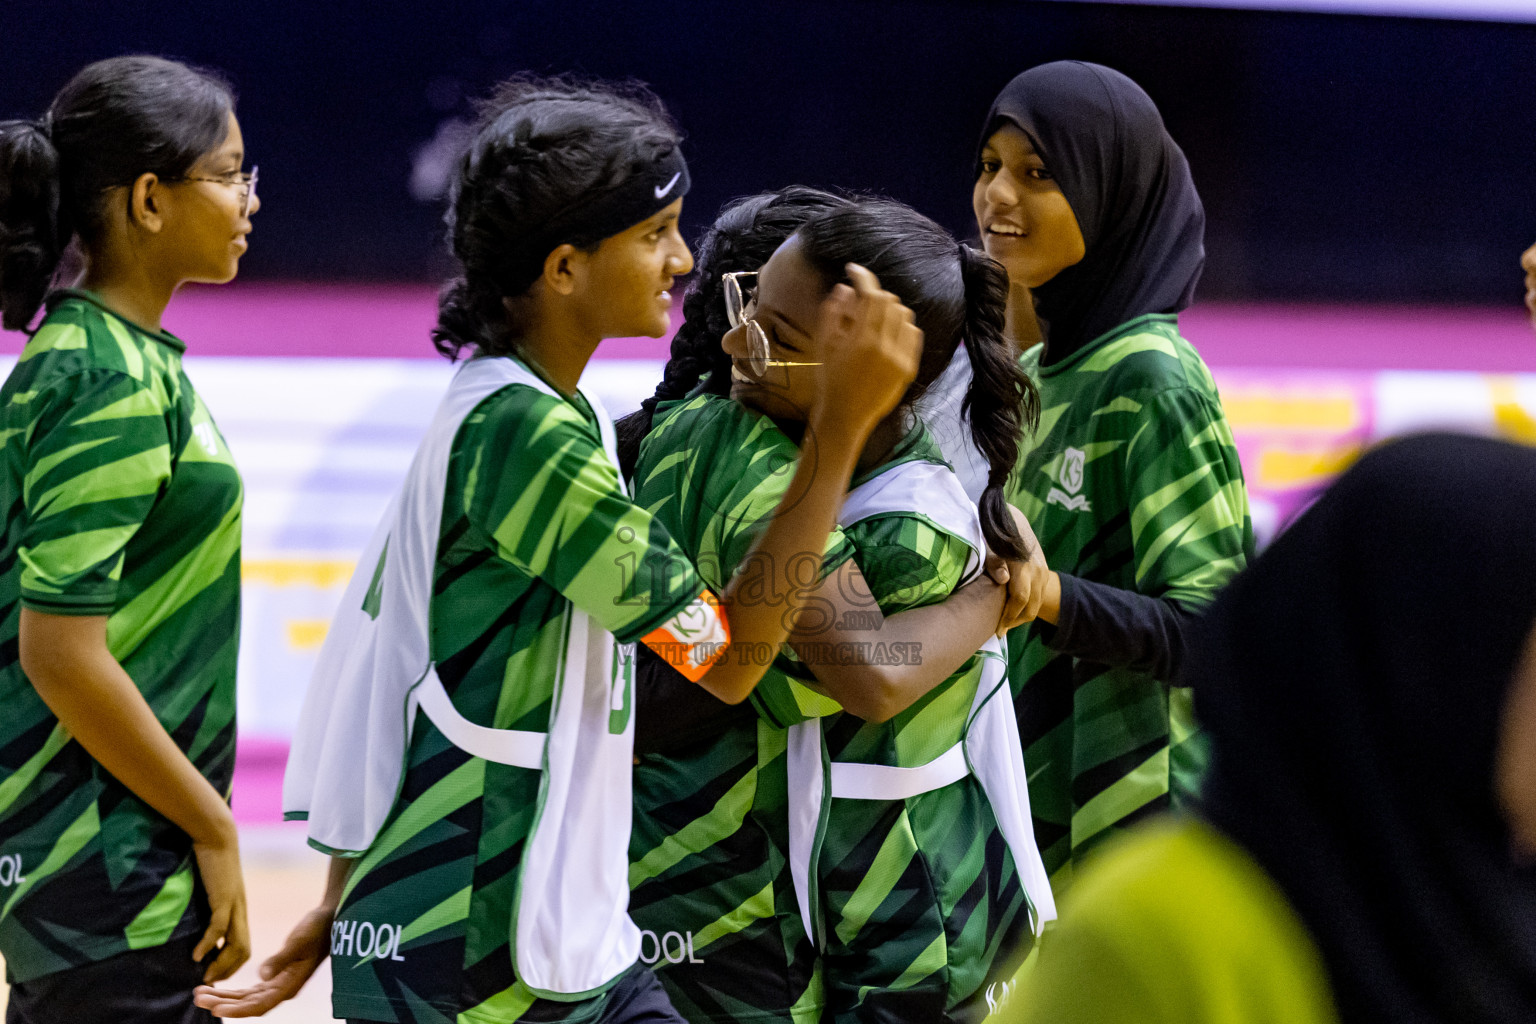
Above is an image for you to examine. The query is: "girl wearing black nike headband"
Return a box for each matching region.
[194,74,921,1024]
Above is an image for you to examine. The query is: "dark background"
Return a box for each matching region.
[6,0,1533,302]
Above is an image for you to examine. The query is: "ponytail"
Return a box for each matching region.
[0,56,233,333]
[431,276,512,362]
[958,243,1040,561]
[0,120,66,330]
[787,202,1038,561]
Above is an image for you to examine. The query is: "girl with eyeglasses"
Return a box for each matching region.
[0,55,257,1024]
[619,191,1056,1024]
[962,61,1254,885]
[621,187,969,1024]
[194,76,921,1024]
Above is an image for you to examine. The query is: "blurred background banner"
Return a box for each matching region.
[6,322,1529,822]
[3,0,1534,823]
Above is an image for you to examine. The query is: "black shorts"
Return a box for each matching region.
[346,960,684,1024]
[593,966,685,1024]
[6,933,211,1024]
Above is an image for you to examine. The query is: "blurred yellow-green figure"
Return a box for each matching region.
[999,818,1338,1024]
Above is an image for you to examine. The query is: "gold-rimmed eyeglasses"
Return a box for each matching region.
[723,270,822,378]
[723,270,770,377]
[175,166,259,218]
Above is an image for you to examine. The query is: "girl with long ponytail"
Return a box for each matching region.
[0,55,255,1024]
[627,193,1054,1024]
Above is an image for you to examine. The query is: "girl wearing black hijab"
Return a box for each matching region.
[964,61,1253,881]
[1006,432,1536,1024]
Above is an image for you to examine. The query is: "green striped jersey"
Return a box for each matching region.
[817,429,1032,1024]
[746,426,946,732]
[629,395,846,1024]
[1005,314,1252,884]
[0,290,243,983]
[329,378,707,1024]
[629,397,1028,1023]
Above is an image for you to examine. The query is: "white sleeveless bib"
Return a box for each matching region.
[283,356,640,998]
[785,459,1057,949]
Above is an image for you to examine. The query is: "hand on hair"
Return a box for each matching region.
[809,263,923,431]
[989,505,1054,635]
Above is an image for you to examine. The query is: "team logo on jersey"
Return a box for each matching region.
[0,853,25,887]
[1046,446,1092,512]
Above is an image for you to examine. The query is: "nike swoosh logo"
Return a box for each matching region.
[654,172,681,200]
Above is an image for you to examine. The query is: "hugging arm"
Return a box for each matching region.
[787,558,1013,723]
[634,559,1014,739]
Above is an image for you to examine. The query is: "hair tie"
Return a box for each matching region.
[957,241,976,282]
[33,112,53,138]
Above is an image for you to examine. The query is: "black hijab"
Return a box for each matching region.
[1192,433,1536,1024]
[978,61,1205,364]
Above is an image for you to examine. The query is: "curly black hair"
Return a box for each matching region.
[432,74,682,361]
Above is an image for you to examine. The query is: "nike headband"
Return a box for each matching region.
[535,146,690,254]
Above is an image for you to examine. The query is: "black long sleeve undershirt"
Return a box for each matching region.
[1043,572,1196,683]
[633,645,755,757]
